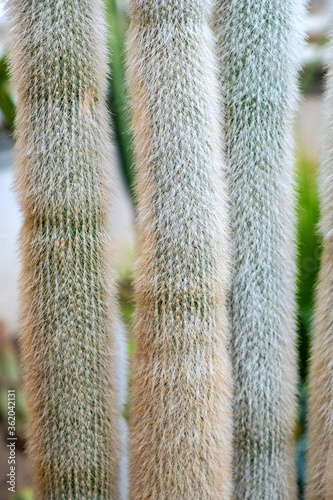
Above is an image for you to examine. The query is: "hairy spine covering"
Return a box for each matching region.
[9,1,125,498]
[306,22,333,500]
[215,1,307,498]
[127,1,232,499]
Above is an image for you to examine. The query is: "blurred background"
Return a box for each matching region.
[0,0,330,498]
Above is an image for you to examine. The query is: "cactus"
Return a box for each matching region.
[306,22,333,500]
[215,1,307,498]
[126,1,232,499]
[9,0,126,498]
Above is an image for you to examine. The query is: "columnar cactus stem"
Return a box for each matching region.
[9,1,125,498]
[215,1,307,498]
[127,1,232,499]
[306,23,333,500]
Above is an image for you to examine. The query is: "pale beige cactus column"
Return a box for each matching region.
[127,1,233,499]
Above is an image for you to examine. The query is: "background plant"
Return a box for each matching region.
[215,1,307,498]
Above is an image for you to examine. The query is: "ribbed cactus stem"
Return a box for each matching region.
[215,1,307,498]
[306,22,333,500]
[9,1,125,498]
[127,1,232,499]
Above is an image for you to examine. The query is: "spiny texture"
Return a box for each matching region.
[127,1,232,499]
[215,1,307,499]
[306,23,333,500]
[9,1,126,498]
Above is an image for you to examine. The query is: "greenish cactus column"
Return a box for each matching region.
[127,1,233,499]
[215,1,307,498]
[9,0,125,498]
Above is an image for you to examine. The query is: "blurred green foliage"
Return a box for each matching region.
[10,489,34,500]
[0,327,27,440]
[296,155,322,383]
[0,55,15,129]
[0,1,136,202]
